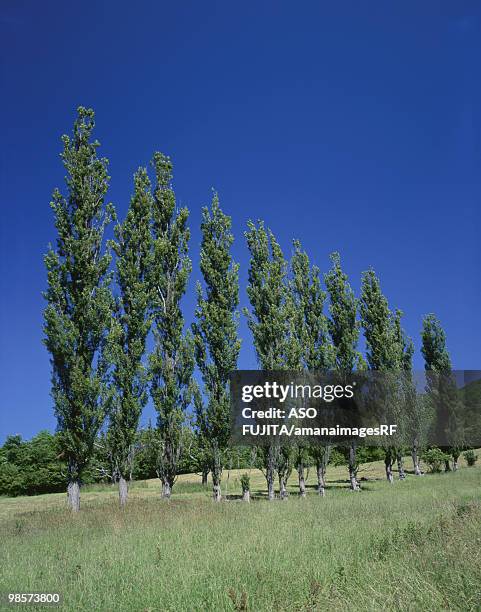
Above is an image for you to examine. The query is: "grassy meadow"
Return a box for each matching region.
[1,456,480,612]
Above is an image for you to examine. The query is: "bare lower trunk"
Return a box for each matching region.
[201,466,209,486]
[242,489,250,502]
[349,470,360,490]
[385,459,394,483]
[211,445,223,502]
[67,480,80,512]
[349,443,360,491]
[316,463,326,496]
[396,452,406,480]
[162,481,172,498]
[267,476,275,500]
[412,444,422,475]
[159,438,180,499]
[212,484,221,501]
[279,476,288,500]
[444,459,451,472]
[118,475,128,507]
[452,458,459,471]
[298,464,306,498]
[265,444,276,501]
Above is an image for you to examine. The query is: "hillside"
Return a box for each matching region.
[1,457,480,611]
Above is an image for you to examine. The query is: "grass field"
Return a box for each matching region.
[1,456,480,611]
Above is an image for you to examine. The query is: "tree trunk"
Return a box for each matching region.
[111,469,118,485]
[279,476,288,500]
[162,480,172,498]
[444,459,451,472]
[452,458,459,471]
[67,480,80,512]
[212,484,221,502]
[211,445,223,502]
[298,463,306,498]
[385,458,394,483]
[316,463,326,496]
[118,475,128,508]
[349,442,360,491]
[267,475,275,500]
[242,489,250,502]
[265,443,276,501]
[411,443,422,475]
[201,466,209,486]
[396,451,406,480]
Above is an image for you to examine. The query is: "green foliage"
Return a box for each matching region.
[244,221,293,370]
[331,446,385,469]
[328,448,347,467]
[461,379,481,451]
[240,473,250,492]
[392,309,427,460]
[422,447,451,473]
[192,194,241,492]
[43,107,115,484]
[290,240,334,370]
[360,270,414,475]
[360,270,405,371]
[325,253,363,487]
[130,428,160,480]
[289,241,335,483]
[421,314,463,456]
[148,153,194,494]
[324,252,363,373]
[107,167,153,480]
[421,314,452,375]
[0,432,65,496]
[463,450,478,467]
[244,222,295,496]
[356,446,386,464]
[0,462,26,497]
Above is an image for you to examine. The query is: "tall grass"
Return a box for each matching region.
[0,464,480,611]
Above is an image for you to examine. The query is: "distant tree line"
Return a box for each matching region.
[18,106,474,510]
[0,429,387,498]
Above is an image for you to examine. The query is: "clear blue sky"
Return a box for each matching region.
[1,1,480,442]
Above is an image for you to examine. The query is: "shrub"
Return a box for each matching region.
[422,447,451,473]
[463,450,478,467]
[0,431,66,496]
[328,448,347,467]
[0,462,27,496]
[357,446,385,464]
[240,473,250,492]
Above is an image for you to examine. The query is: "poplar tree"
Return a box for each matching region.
[245,221,290,370]
[149,153,194,498]
[421,315,451,373]
[290,240,334,496]
[421,314,461,471]
[324,252,363,491]
[244,221,291,500]
[290,241,334,372]
[392,309,415,479]
[192,194,241,501]
[360,269,407,482]
[43,107,114,511]
[107,168,153,506]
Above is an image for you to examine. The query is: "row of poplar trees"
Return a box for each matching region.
[44,108,453,511]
